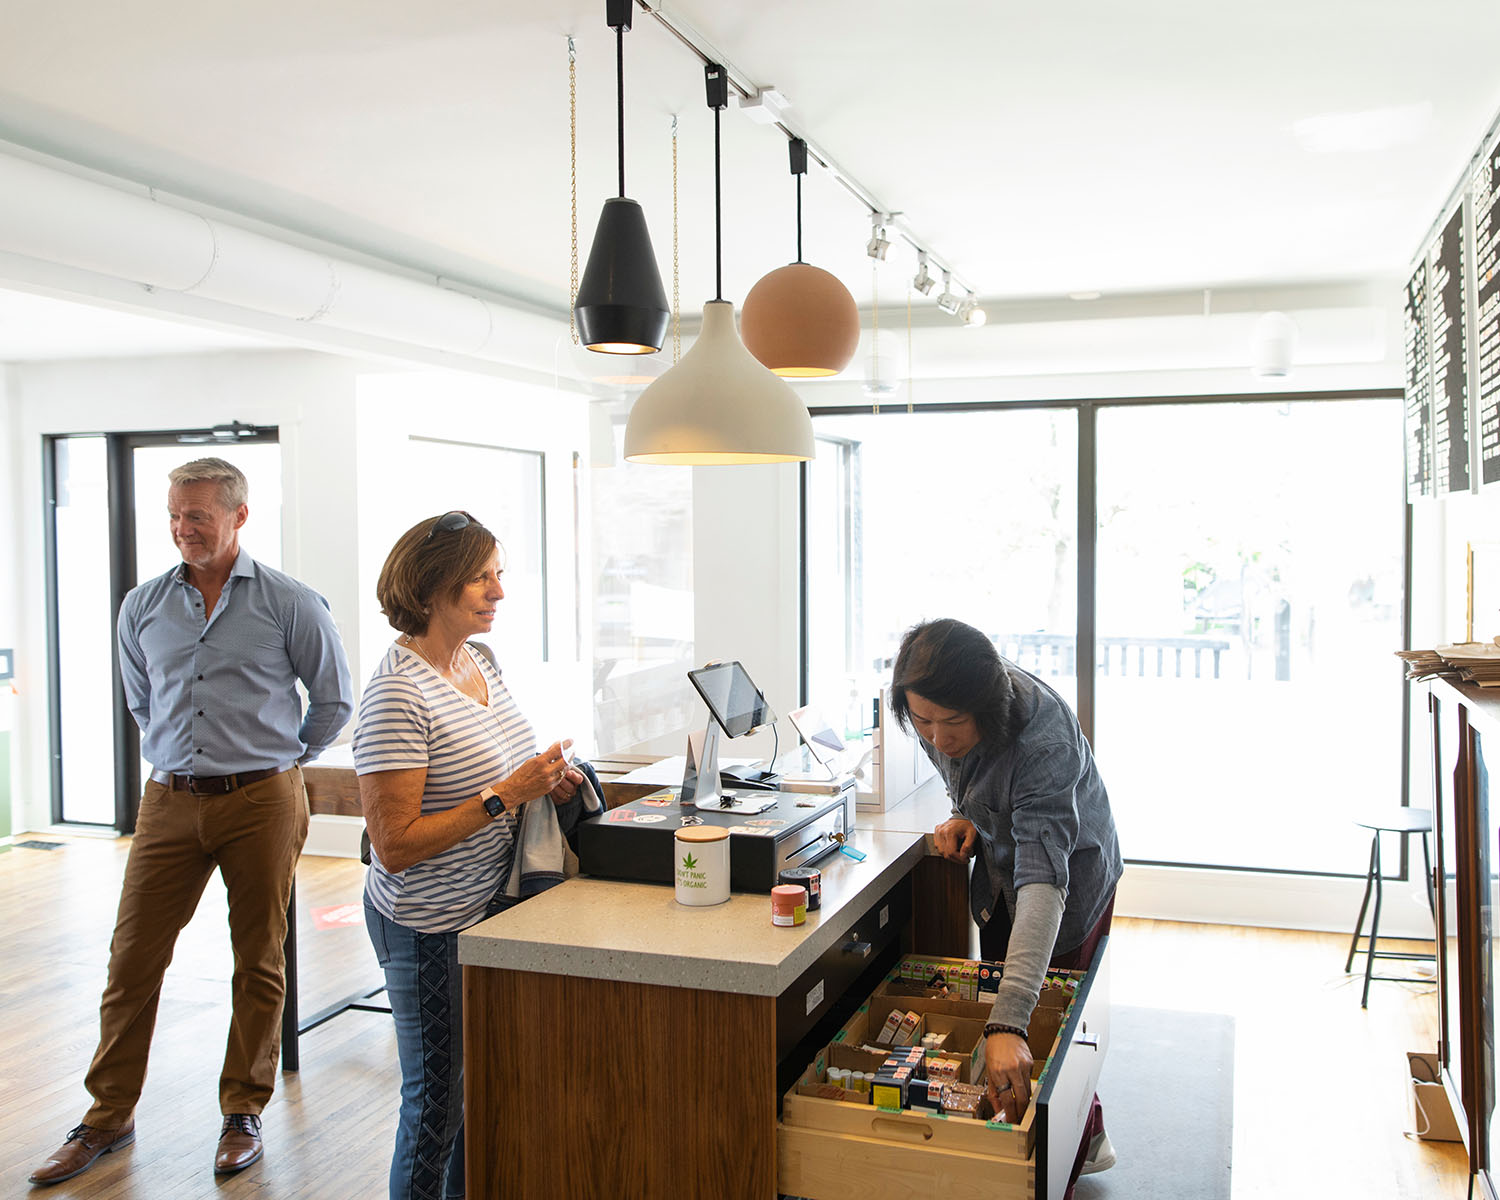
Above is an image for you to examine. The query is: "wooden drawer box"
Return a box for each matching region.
[778,938,1111,1200]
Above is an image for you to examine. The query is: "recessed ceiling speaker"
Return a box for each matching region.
[1251,311,1298,378]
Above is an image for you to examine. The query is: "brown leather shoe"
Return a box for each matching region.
[28,1121,136,1185]
[214,1113,263,1174]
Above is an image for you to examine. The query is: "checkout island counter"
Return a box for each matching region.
[456,776,1110,1200]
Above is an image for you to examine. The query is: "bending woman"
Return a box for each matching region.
[354,512,597,1200]
[890,617,1122,1194]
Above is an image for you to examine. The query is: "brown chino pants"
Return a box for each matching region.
[83,766,309,1127]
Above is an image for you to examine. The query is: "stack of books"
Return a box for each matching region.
[1398,641,1500,686]
[1437,642,1500,686]
[1396,648,1451,679]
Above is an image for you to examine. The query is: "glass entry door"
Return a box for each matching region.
[46,431,280,829]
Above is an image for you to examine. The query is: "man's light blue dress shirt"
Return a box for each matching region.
[118,548,354,775]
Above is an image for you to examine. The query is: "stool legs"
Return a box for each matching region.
[1362,833,1385,1008]
[1345,823,1438,1007]
[1345,831,1379,976]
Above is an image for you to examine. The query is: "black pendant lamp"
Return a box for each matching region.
[574,0,669,355]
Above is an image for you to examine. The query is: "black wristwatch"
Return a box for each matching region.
[480,786,507,818]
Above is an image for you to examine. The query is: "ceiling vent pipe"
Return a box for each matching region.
[0,150,562,368]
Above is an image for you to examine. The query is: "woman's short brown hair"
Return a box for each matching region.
[376,512,501,637]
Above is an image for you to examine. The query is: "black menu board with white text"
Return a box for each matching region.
[1431,205,1471,493]
[1475,138,1500,485]
[1405,259,1431,500]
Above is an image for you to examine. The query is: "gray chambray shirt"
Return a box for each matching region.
[924,662,1123,956]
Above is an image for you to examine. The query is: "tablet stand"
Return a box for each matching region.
[680,720,722,806]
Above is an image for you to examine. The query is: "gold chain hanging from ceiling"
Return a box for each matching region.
[568,37,579,346]
[672,115,681,363]
[871,260,880,416]
[907,284,914,414]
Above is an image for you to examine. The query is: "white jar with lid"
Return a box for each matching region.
[674,825,730,906]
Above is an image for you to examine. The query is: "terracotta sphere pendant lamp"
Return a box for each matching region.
[740,137,860,377]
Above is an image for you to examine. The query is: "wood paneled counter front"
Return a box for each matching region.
[458,826,965,1198]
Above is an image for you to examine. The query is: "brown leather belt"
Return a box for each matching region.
[150,764,293,795]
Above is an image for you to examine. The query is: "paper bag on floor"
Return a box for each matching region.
[1409,1051,1462,1142]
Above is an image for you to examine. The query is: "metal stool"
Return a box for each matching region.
[1343,807,1437,1008]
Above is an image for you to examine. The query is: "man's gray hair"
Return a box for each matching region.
[168,457,249,511]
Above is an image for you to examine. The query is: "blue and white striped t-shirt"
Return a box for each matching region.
[354,642,535,933]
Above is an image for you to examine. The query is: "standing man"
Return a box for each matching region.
[29,457,354,1186]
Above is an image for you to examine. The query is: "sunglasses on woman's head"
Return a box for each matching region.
[424,510,474,541]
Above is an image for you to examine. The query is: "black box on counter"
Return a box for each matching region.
[577,788,853,892]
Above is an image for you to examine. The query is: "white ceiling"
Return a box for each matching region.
[0,1,1497,364]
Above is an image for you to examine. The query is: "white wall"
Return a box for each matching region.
[690,463,805,764]
[351,371,593,752]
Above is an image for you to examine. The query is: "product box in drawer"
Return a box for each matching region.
[873,960,1078,1056]
[785,1042,1034,1162]
[884,954,1080,1011]
[835,1000,987,1084]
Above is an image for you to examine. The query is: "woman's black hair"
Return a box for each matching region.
[889,618,1021,746]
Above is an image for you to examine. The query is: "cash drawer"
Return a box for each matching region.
[778,937,1111,1200]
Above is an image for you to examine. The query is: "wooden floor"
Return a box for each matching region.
[0,835,1470,1199]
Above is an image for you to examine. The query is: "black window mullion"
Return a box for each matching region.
[106,434,141,832]
[1076,403,1097,744]
[41,439,64,825]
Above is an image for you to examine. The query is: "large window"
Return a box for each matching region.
[588,413,695,753]
[807,407,1078,731]
[808,392,1406,876]
[1094,398,1405,873]
[399,437,547,664]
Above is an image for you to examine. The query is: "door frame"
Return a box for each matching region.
[43,425,278,832]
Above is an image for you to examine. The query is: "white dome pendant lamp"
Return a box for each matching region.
[624,63,814,465]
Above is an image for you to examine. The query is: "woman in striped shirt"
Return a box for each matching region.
[354,511,591,1200]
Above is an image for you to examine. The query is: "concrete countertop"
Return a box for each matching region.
[458,827,928,996]
[856,773,952,839]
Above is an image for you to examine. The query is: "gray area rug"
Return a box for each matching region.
[1072,1005,1234,1200]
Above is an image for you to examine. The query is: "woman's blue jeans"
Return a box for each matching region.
[365,898,465,1200]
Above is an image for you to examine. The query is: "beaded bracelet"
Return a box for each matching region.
[983,1023,1027,1040]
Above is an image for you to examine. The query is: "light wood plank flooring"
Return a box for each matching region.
[0,835,1469,1198]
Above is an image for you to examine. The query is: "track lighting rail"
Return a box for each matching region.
[632,1,976,300]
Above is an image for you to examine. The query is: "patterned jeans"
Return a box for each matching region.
[365,898,465,1200]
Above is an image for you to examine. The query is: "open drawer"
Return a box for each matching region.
[778,937,1111,1200]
